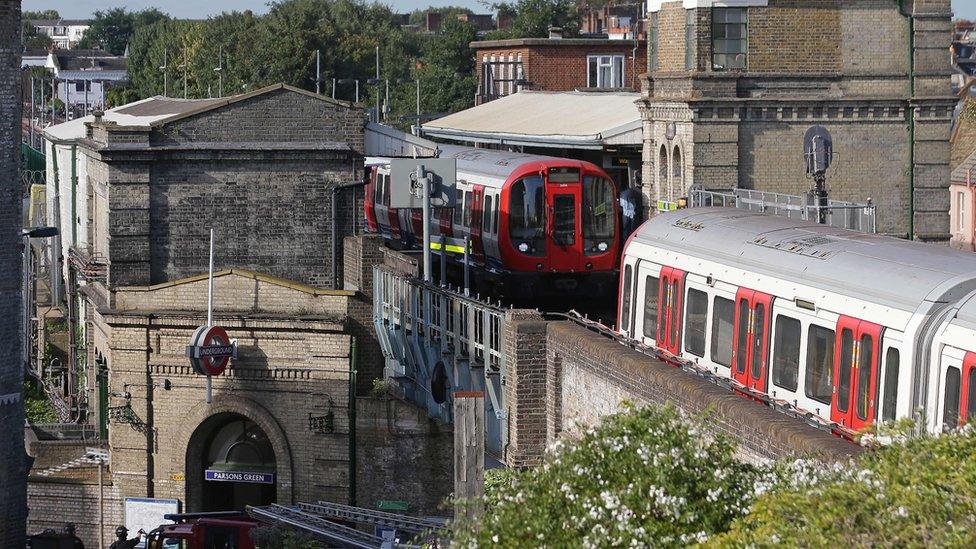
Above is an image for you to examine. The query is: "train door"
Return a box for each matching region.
[617,258,638,336]
[831,316,882,430]
[481,192,501,267]
[634,262,661,347]
[546,176,582,271]
[656,266,686,356]
[961,352,976,425]
[470,186,485,262]
[731,288,774,391]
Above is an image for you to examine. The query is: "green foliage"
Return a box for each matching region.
[24,10,61,20]
[78,7,170,55]
[23,376,58,424]
[249,525,319,548]
[452,405,759,547]
[407,6,474,26]
[487,0,581,39]
[370,378,393,397]
[105,87,140,109]
[413,17,477,116]
[711,427,976,547]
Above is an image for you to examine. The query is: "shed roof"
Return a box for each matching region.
[42,96,222,142]
[421,90,642,149]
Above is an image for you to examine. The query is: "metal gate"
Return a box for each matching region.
[373,265,508,458]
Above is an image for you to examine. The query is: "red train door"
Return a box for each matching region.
[655,266,685,355]
[731,288,773,391]
[831,316,882,430]
[960,352,976,424]
[547,180,582,271]
[470,185,485,261]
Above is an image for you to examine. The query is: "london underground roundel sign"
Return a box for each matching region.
[186,325,236,376]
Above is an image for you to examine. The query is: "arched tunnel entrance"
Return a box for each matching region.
[187,412,277,512]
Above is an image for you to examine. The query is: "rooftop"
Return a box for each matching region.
[43,96,223,142]
[471,37,642,48]
[421,90,642,149]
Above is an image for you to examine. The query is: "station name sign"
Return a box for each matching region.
[205,470,275,484]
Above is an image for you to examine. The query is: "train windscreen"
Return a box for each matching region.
[582,175,615,255]
[510,175,546,256]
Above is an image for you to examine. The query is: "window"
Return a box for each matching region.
[684,288,708,357]
[882,348,899,423]
[855,333,874,421]
[454,190,464,224]
[374,173,385,205]
[750,302,765,380]
[672,147,682,186]
[553,194,576,246]
[463,191,474,227]
[659,145,669,199]
[643,276,659,339]
[620,265,633,331]
[483,195,493,233]
[712,8,747,70]
[650,13,659,71]
[587,55,625,88]
[967,367,976,423]
[710,297,734,367]
[772,316,801,392]
[509,176,545,256]
[959,191,966,233]
[944,366,961,431]
[382,175,391,206]
[582,176,615,255]
[837,328,855,413]
[805,325,835,404]
[685,10,695,70]
[494,196,500,233]
[75,81,86,92]
[735,298,749,374]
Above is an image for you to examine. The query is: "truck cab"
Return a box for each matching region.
[145,512,258,549]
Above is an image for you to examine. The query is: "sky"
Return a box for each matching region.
[20,0,976,21]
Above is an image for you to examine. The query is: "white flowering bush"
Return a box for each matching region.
[710,423,976,547]
[452,405,759,547]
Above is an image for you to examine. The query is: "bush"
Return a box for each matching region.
[452,405,759,547]
[710,425,976,547]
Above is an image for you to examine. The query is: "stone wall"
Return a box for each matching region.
[28,479,123,547]
[343,235,387,394]
[0,0,27,543]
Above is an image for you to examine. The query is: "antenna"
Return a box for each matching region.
[159,48,168,97]
[803,125,833,225]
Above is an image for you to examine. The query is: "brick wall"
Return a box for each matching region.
[0,0,28,542]
[502,311,548,468]
[28,478,123,547]
[343,235,387,394]
[656,2,687,72]
[747,0,842,74]
[544,322,860,464]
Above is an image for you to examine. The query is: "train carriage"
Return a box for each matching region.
[617,208,976,435]
[365,145,621,297]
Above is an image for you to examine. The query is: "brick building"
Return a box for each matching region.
[640,0,955,240]
[474,33,648,104]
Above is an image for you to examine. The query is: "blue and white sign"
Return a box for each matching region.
[205,469,275,484]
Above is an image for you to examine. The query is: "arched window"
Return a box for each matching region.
[672,146,683,193]
[658,145,669,200]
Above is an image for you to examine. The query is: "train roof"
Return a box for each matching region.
[630,208,976,312]
[437,145,597,185]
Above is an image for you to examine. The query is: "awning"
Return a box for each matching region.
[422,90,642,150]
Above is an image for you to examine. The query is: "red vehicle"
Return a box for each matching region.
[365,145,621,298]
[145,512,258,549]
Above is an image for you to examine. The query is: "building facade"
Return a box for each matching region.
[474,34,648,104]
[31,19,90,49]
[639,0,955,240]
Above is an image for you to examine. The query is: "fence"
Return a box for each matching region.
[689,187,876,233]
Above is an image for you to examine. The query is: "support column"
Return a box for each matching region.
[453,391,484,521]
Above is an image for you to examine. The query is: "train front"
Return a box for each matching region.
[497,161,620,299]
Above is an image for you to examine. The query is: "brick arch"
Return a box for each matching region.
[179,394,294,510]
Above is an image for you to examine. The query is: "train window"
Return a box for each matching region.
[944,366,961,431]
[548,167,579,183]
[509,176,545,255]
[483,196,492,233]
[710,297,734,367]
[582,176,615,255]
[382,174,391,206]
[454,191,464,225]
[837,329,855,413]
[968,368,976,422]
[684,288,708,357]
[804,325,835,404]
[494,198,500,233]
[735,298,749,374]
[750,303,766,380]
[374,173,384,204]
[553,195,576,246]
[643,276,659,339]
[882,348,899,423]
[463,192,474,227]
[855,333,874,421]
[772,315,800,392]
[620,265,633,331]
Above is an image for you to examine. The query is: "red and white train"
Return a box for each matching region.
[618,207,976,435]
[365,145,621,296]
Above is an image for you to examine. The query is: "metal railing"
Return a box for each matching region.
[373,265,508,458]
[689,187,877,233]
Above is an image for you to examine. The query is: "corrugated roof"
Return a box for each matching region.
[421,90,642,149]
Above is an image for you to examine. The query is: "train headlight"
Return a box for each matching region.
[597,241,608,252]
[518,242,530,253]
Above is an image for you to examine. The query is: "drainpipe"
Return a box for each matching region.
[347,336,358,506]
[897,0,915,239]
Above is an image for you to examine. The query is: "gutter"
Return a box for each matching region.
[897,0,915,239]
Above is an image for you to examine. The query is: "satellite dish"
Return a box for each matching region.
[803,125,833,175]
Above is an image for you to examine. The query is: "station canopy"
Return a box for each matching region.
[422,90,642,150]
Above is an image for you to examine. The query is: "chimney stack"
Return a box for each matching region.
[548,26,563,39]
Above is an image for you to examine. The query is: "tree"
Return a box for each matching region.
[23,10,60,20]
[452,405,759,547]
[487,0,581,39]
[413,17,477,116]
[21,19,53,50]
[78,7,170,55]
